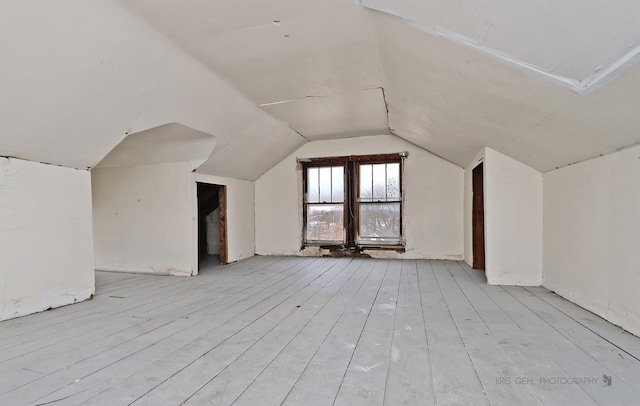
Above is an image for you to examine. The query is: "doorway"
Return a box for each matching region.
[197,182,227,267]
[472,163,485,270]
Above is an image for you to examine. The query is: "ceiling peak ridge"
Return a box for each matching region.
[360,4,640,95]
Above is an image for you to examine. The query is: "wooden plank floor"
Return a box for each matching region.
[1,257,640,405]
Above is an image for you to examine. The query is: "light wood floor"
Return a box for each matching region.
[1,256,640,405]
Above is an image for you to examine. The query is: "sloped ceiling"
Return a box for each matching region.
[1,0,639,178]
[260,88,390,141]
[362,0,640,90]
[0,0,305,179]
[117,0,640,172]
[370,10,640,170]
[96,123,216,168]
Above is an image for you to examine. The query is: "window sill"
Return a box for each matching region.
[358,245,405,252]
[301,244,405,255]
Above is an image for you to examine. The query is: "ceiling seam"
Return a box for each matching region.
[543,140,640,173]
[258,86,390,107]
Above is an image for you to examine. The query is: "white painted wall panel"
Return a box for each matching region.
[464,148,543,286]
[484,148,543,286]
[0,158,93,320]
[255,135,464,259]
[544,145,640,336]
[92,162,197,276]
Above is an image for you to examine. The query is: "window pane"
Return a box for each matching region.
[387,163,400,200]
[319,167,332,203]
[306,204,344,242]
[307,167,319,203]
[331,166,344,203]
[360,164,372,202]
[358,203,400,241]
[372,164,386,200]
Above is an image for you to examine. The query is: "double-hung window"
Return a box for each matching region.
[302,153,405,249]
[304,164,346,244]
[356,161,401,245]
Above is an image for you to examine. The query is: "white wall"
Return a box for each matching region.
[194,174,256,263]
[544,144,640,336]
[255,135,464,259]
[0,158,94,320]
[93,164,255,276]
[464,148,543,286]
[93,162,197,276]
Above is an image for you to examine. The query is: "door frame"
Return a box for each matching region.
[218,185,228,264]
[472,163,485,270]
[195,182,228,271]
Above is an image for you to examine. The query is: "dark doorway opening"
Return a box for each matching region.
[472,163,485,270]
[197,182,227,268]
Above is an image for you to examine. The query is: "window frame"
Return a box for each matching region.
[301,153,405,250]
[353,157,403,247]
[302,158,348,246]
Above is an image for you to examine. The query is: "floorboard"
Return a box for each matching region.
[0,257,639,405]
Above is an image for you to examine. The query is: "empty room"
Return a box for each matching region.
[1,1,640,405]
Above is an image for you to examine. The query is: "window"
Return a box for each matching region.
[304,165,346,244]
[357,162,401,244]
[302,153,405,249]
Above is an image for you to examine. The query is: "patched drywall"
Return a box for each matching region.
[544,145,640,336]
[0,158,94,320]
[255,135,464,259]
[193,173,256,263]
[92,162,198,276]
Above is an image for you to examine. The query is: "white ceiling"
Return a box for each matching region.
[117,0,381,103]
[118,0,640,172]
[261,88,390,141]
[1,0,640,177]
[117,0,387,144]
[362,0,640,87]
[0,0,304,179]
[370,10,640,170]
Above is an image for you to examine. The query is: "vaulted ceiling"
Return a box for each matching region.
[1,0,639,179]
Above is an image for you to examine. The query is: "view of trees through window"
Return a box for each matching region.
[305,166,345,242]
[358,163,401,242]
